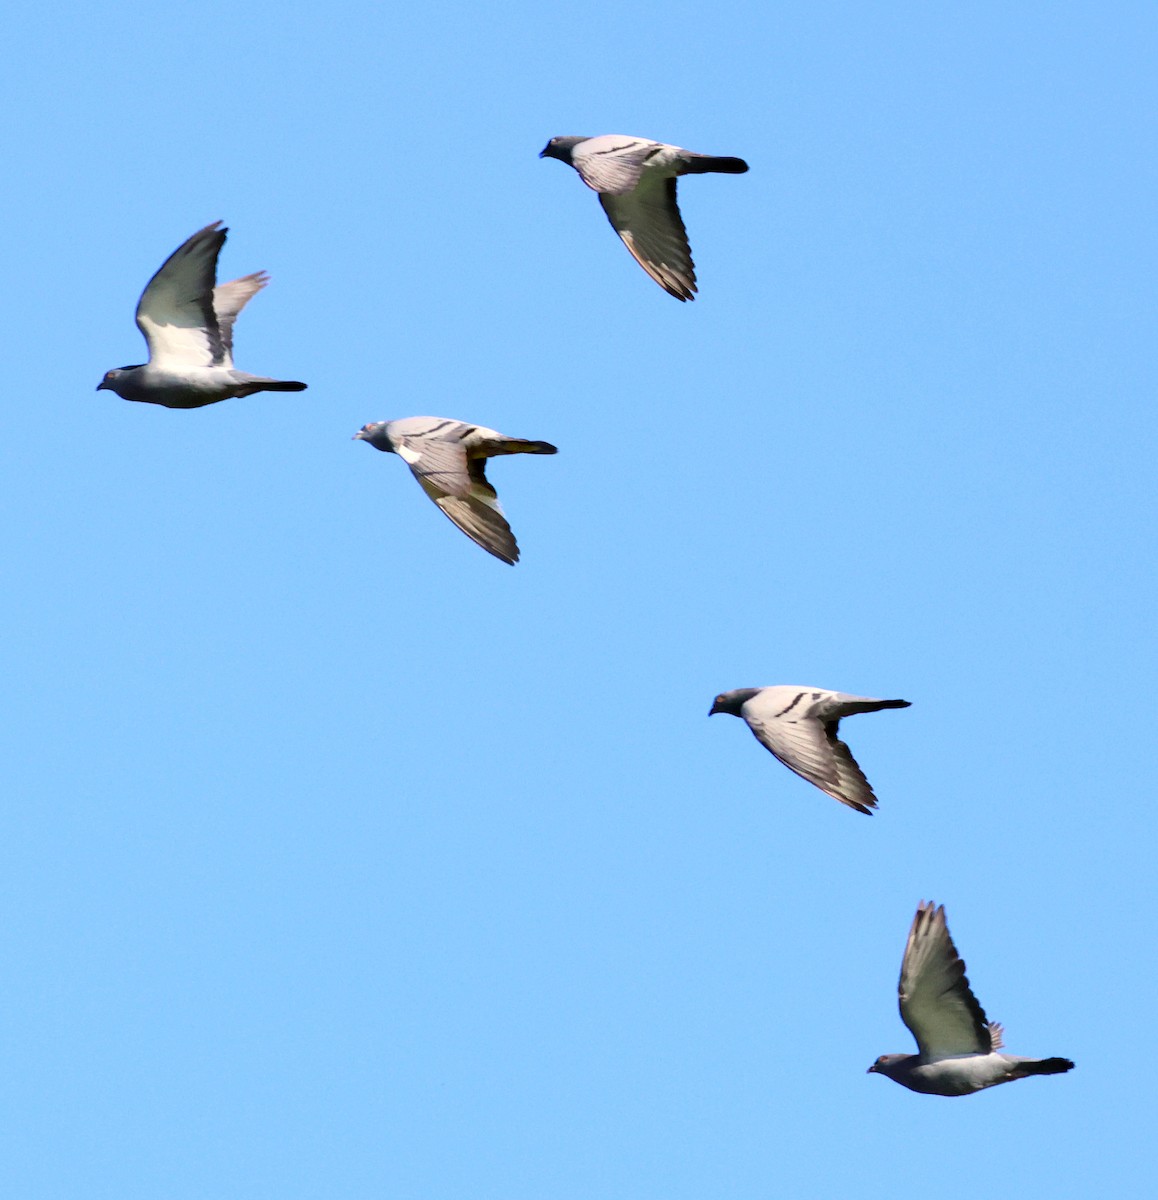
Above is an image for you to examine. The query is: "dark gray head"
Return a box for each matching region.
[96,366,141,393]
[709,688,763,717]
[353,422,395,453]
[867,1054,913,1080]
[539,136,589,165]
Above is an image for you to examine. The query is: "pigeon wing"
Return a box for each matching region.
[135,222,227,368]
[899,902,994,1060]
[741,693,879,814]
[599,178,696,301]
[212,271,268,365]
[569,136,663,194]
[394,430,518,565]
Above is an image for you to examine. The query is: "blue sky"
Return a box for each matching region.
[2,1,1155,1196]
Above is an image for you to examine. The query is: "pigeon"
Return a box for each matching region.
[354,418,556,564]
[868,902,1075,1096]
[708,686,909,814]
[97,221,307,408]
[539,135,748,300]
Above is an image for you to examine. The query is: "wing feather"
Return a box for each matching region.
[899,903,994,1060]
[742,691,878,814]
[392,426,519,564]
[570,137,661,193]
[212,271,268,365]
[600,179,696,301]
[135,222,226,368]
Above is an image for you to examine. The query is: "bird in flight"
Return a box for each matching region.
[868,901,1074,1095]
[354,417,556,564]
[709,685,909,814]
[540,135,748,300]
[97,221,307,408]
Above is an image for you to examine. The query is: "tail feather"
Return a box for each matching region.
[838,697,911,716]
[489,439,557,456]
[681,154,749,175]
[1016,1057,1075,1077]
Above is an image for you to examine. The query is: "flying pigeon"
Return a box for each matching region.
[97,221,307,408]
[868,902,1075,1095]
[354,417,557,564]
[539,135,748,300]
[708,686,909,814]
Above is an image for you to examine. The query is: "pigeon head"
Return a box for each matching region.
[353,422,395,453]
[539,136,587,164]
[96,367,139,393]
[867,1054,910,1078]
[709,688,762,717]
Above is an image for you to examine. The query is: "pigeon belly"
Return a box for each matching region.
[114,366,243,409]
[905,1053,1017,1096]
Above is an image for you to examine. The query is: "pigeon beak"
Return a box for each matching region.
[708,702,720,716]
[352,431,364,440]
[866,1064,877,1074]
[95,381,107,391]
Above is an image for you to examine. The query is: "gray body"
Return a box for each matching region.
[97,222,307,409]
[354,417,556,564]
[868,902,1074,1096]
[709,685,909,814]
[540,134,748,300]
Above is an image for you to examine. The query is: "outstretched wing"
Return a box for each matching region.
[212,271,268,365]
[899,902,994,1060]
[741,690,879,814]
[136,222,226,368]
[599,178,696,301]
[392,426,519,565]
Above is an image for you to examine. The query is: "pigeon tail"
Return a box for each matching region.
[681,155,749,175]
[490,440,558,456]
[839,697,911,716]
[1014,1057,1075,1077]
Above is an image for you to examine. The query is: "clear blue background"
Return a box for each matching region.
[2,2,1154,1196]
